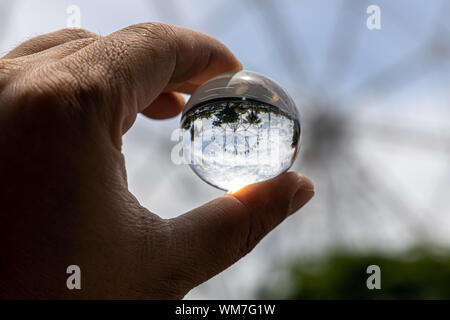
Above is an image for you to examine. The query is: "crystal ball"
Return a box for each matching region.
[180,70,301,191]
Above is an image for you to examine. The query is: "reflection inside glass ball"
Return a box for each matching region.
[180,70,301,192]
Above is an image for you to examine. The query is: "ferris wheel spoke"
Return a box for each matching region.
[315,0,365,93]
[337,154,398,241]
[148,0,185,26]
[339,1,450,105]
[388,0,450,42]
[341,47,450,107]
[347,121,450,152]
[0,2,13,48]
[250,0,311,86]
[341,149,441,240]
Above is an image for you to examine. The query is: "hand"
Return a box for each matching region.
[0,24,314,299]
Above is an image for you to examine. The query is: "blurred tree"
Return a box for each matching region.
[259,248,450,299]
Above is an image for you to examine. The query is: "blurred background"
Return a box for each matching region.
[1,0,449,299]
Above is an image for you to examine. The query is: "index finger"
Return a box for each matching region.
[63,23,242,112]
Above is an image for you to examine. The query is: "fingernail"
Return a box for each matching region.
[290,188,315,214]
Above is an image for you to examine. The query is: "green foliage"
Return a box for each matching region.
[258,248,450,299]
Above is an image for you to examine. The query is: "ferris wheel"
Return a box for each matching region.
[146,0,450,250]
[149,0,450,298]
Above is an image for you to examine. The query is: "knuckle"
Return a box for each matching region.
[127,22,174,37]
[56,37,98,56]
[6,28,99,58]
[54,61,112,112]
[1,62,107,142]
[223,195,270,257]
[233,201,274,256]
[99,36,130,68]
[0,60,15,91]
[84,37,133,92]
[58,27,98,40]
[146,219,193,298]
[243,214,270,255]
[9,63,84,114]
[124,22,177,51]
[149,23,177,42]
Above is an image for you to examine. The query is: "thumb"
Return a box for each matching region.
[168,172,314,292]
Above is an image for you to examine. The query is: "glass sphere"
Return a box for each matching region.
[180,70,301,191]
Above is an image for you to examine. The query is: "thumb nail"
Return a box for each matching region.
[290,188,315,215]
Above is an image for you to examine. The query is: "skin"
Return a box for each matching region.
[0,23,314,299]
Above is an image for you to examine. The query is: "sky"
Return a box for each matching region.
[1,0,449,299]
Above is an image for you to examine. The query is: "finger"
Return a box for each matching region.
[3,28,98,59]
[6,38,100,66]
[166,82,200,95]
[63,22,242,113]
[141,92,185,119]
[168,172,314,292]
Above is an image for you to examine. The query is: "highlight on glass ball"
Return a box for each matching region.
[180,70,301,192]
